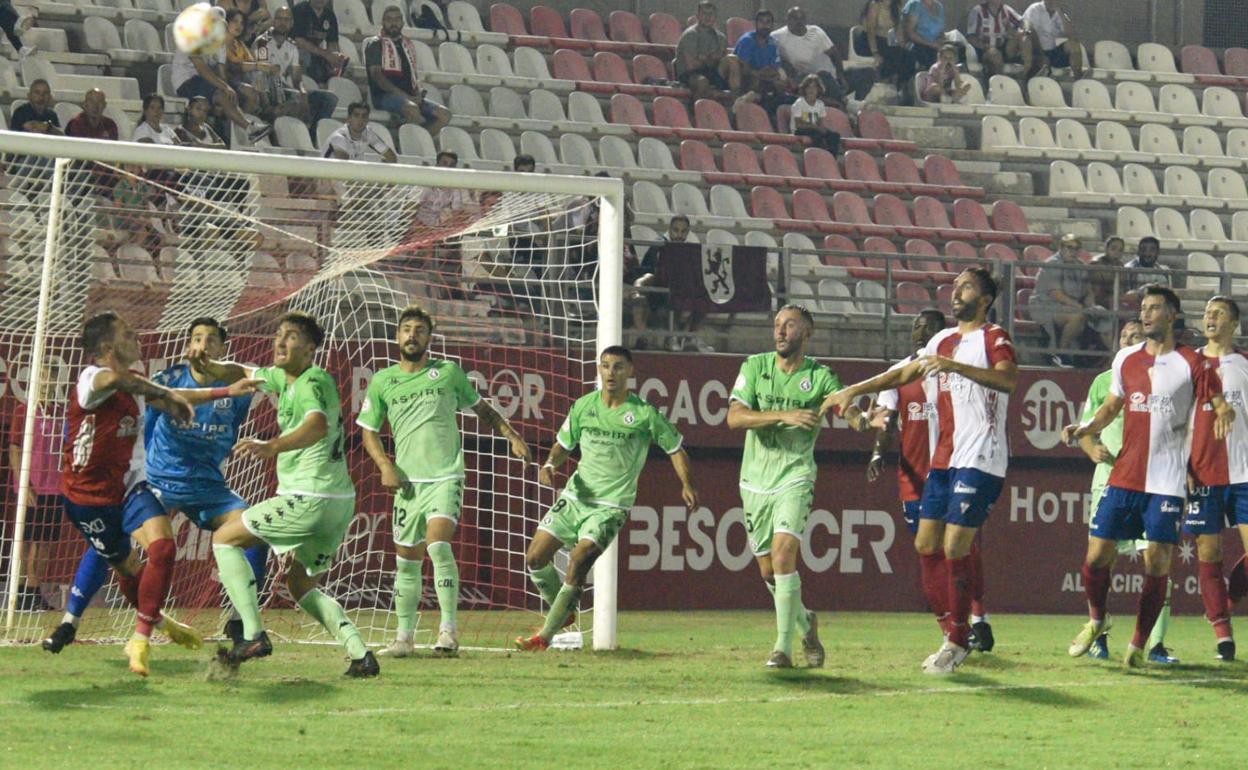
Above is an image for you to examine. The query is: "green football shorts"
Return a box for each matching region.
[393,478,463,547]
[538,494,627,549]
[741,483,814,556]
[242,494,355,576]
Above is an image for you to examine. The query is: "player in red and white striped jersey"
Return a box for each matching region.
[825,269,1018,674]
[1064,286,1234,667]
[1182,296,1248,662]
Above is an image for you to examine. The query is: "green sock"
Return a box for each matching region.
[529,563,562,605]
[773,572,802,657]
[299,588,368,660]
[394,555,423,638]
[213,544,263,640]
[427,541,459,632]
[764,580,811,636]
[1147,579,1173,649]
[540,583,582,640]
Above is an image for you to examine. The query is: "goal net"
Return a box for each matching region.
[0,134,625,651]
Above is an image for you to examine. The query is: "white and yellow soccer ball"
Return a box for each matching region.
[172,3,227,57]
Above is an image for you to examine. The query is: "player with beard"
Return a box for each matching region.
[360,305,533,657]
[825,269,1018,674]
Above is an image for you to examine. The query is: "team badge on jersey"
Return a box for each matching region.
[427,368,441,380]
[117,416,138,437]
[213,398,232,410]
[799,378,812,392]
[623,411,636,425]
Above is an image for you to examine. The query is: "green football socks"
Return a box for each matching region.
[394,555,423,639]
[529,563,562,605]
[428,541,459,632]
[213,544,263,640]
[765,578,811,636]
[540,583,582,640]
[773,572,802,656]
[299,588,367,660]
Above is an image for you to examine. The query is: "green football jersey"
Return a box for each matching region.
[1081,368,1123,492]
[556,391,683,509]
[731,352,843,494]
[255,365,355,499]
[356,360,482,482]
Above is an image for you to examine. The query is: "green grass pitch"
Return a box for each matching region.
[1,611,1244,769]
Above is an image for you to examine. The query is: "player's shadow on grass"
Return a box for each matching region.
[946,672,1092,707]
[589,647,670,660]
[757,671,881,695]
[24,667,190,712]
[245,678,339,703]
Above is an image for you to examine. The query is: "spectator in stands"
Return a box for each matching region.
[11,79,61,135]
[224,9,275,118]
[732,9,785,95]
[133,94,179,144]
[8,377,63,611]
[921,43,972,103]
[790,74,841,153]
[513,153,536,173]
[966,0,1033,81]
[1031,233,1113,366]
[637,214,714,352]
[176,96,226,148]
[253,6,338,127]
[675,1,741,101]
[901,0,949,70]
[65,89,119,140]
[1089,235,1124,307]
[217,0,271,47]
[410,150,477,295]
[1123,236,1169,294]
[324,101,397,162]
[364,5,451,136]
[854,0,916,100]
[413,150,477,227]
[291,0,350,86]
[772,6,869,110]
[1022,0,1083,79]
[0,0,33,58]
[172,37,273,141]
[629,214,690,350]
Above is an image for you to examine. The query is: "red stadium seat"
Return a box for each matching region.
[489,3,527,35]
[822,107,855,138]
[943,240,978,271]
[803,147,843,181]
[592,51,633,83]
[679,139,719,172]
[922,154,982,198]
[609,92,650,126]
[936,283,955,315]
[913,196,960,239]
[722,142,765,183]
[904,238,945,273]
[992,200,1051,243]
[750,185,791,219]
[821,235,863,268]
[793,188,838,231]
[760,145,799,176]
[734,102,791,142]
[895,282,932,314]
[832,190,890,236]
[609,10,645,43]
[954,198,1009,242]
[1226,48,1248,77]
[725,16,751,46]
[845,149,907,194]
[1180,44,1221,75]
[884,152,922,185]
[873,193,920,237]
[647,12,683,46]
[693,98,732,130]
[1021,245,1051,277]
[857,108,895,140]
[1015,288,1033,319]
[530,5,569,38]
[982,243,1020,271]
[632,54,669,84]
[553,49,592,81]
[654,96,692,126]
[570,8,607,40]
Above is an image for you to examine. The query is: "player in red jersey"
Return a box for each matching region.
[826,269,1018,673]
[1063,286,1234,667]
[1182,296,1248,662]
[62,312,257,676]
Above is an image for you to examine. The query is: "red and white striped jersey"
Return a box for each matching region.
[1108,343,1221,498]
[922,324,1015,478]
[1189,348,1248,487]
[877,354,934,502]
[61,366,146,506]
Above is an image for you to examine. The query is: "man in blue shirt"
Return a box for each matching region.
[732,9,786,94]
[903,0,953,69]
[43,318,269,653]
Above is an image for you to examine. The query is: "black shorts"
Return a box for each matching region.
[678,65,729,91]
[20,493,66,542]
[176,75,218,101]
[1044,45,1071,69]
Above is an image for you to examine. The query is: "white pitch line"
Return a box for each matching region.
[0,675,1240,718]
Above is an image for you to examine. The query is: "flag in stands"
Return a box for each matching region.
[659,243,770,313]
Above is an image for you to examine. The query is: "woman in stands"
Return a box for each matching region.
[216,0,270,47]
[133,94,178,145]
[223,9,276,119]
[176,96,226,149]
[854,0,916,103]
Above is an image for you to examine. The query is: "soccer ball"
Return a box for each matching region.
[173,3,227,57]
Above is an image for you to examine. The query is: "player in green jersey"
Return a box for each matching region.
[515,346,699,651]
[1074,320,1177,663]
[196,312,378,678]
[727,305,867,669]
[359,305,533,658]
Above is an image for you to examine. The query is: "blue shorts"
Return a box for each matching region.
[902,499,922,535]
[1090,486,1183,544]
[374,92,443,123]
[920,468,1003,528]
[149,482,249,530]
[1183,483,1248,536]
[62,483,166,563]
[175,75,217,101]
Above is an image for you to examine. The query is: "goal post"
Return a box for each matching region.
[0,132,625,651]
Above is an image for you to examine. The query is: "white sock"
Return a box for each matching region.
[396,629,414,643]
[62,612,80,627]
[971,614,987,625]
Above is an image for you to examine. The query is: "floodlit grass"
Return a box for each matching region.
[2,611,1244,769]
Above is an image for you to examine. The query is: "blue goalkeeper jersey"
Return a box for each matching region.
[145,363,254,497]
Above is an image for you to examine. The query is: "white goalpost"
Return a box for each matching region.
[0,132,625,651]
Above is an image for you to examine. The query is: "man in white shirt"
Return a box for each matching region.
[771,6,870,108]
[171,39,271,141]
[966,0,1033,79]
[324,101,396,162]
[253,5,337,126]
[1022,0,1083,78]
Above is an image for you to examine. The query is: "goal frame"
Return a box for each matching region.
[0,132,626,651]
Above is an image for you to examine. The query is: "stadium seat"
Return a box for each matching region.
[333,0,370,36]
[803,147,843,182]
[399,124,437,157]
[1152,207,1193,245]
[638,137,677,171]
[477,44,516,78]
[1021,245,1051,277]
[1120,165,1168,205]
[903,238,944,273]
[449,84,486,117]
[854,280,887,316]
[784,233,822,277]
[592,51,633,84]
[488,86,526,121]
[720,141,761,178]
[982,243,1021,272]
[609,10,645,43]
[632,180,672,215]
[1187,252,1222,291]
[988,74,1026,108]
[820,235,863,268]
[795,188,837,228]
[1183,125,1225,158]
[274,116,315,153]
[923,154,978,196]
[1165,166,1215,207]
[1137,42,1179,74]
[895,281,932,314]
[609,93,649,127]
[873,194,919,236]
[519,130,558,164]
[843,150,886,185]
[980,115,1020,152]
[480,128,516,164]
[821,107,855,139]
[599,135,636,169]
[1071,79,1114,115]
[571,8,608,41]
[815,278,854,315]
[693,98,733,132]
[438,42,478,75]
[1158,84,1206,119]
[1191,209,1231,245]
[1225,252,1248,293]
[568,91,607,124]
[991,200,1048,243]
[1226,48,1248,78]
[750,185,790,220]
[913,196,957,238]
[528,89,567,122]
[1116,206,1154,240]
[1027,77,1068,111]
[489,3,528,36]
[1139,123,1187,164]
[1180,45,1221,76]
[559,132,599,170]
[448,1,485,32]
[856,109,896,142]
[671,182,709,217]
[828,190,878,235]
[1096,121,1141,160]
[531,5,570,39]
[1115,81,1164,120]
[439,126,479,162]
[633,54,669,85]
[1054,118,1103,159]
[507,49,550,82]
[1048,160,1088,197]
[1094,40,1135,72]
[1208,168,1248,202]
[1234,212,1248,242]
[725,16,751,47]
[1086,162,1128,200]
[647,13,682,46]
[1229,129,1248,159]
[553,49,592,81]
[315,118,342,151]
[935,283,955,315]
[710,185,749,219]
[733,101,779,135]
[953,198,999,240]
[1019,116,1057,150]
[1202,86,1246,122]
[679,139,718,174]
[944,240,978,271]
